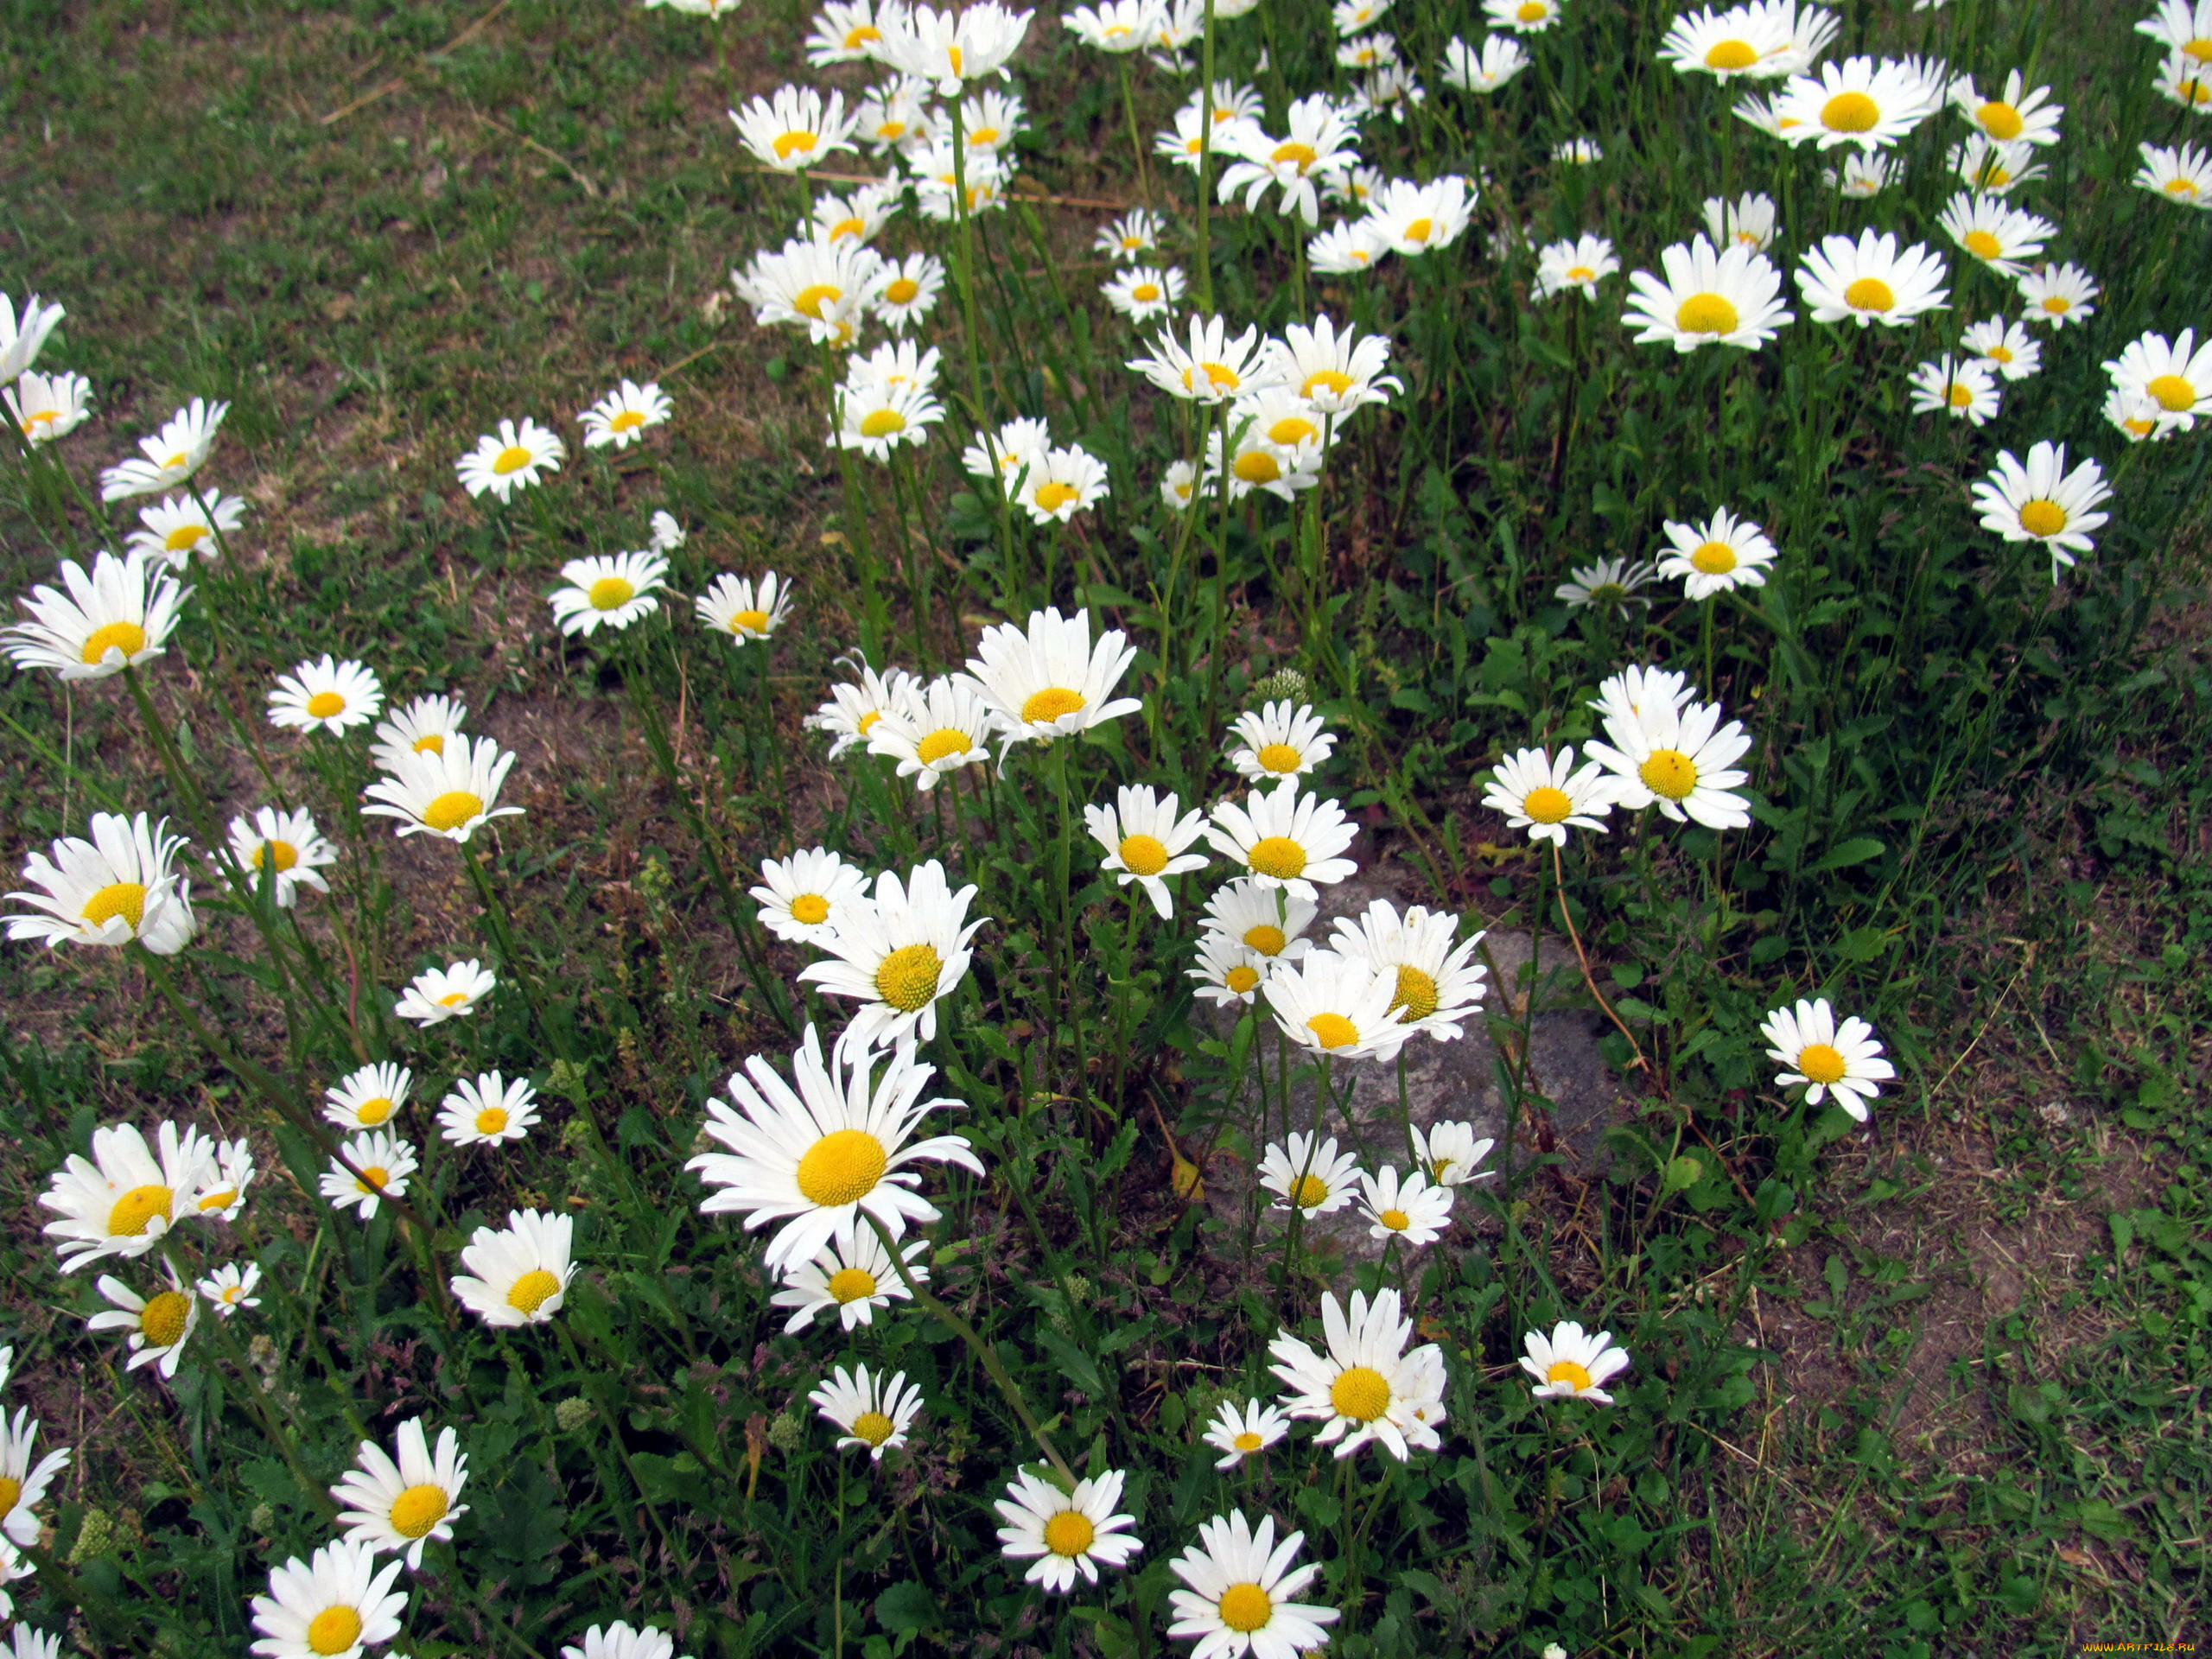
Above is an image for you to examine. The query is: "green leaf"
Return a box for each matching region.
[1035,1328,1107,1398]
[1807,836,1885,874]
[874,1581,939,1636]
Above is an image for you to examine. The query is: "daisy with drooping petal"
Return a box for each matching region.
[2017,262,2098,327]
[198,1262,263,1317]
[99,399,228,501]
[248,1537,407,1659]
[1016,445,1111,526]
[1624,235,1793,352]
[1166,1510,1338,1657]
[330,1417,470,1568]
[1270,1287,1446,1459]
[730,85,857,172]
[6,369,93,445]
[963,607,1142,747]
[1484,746,1617,845]
[1586,695,1755,830]
[753,847,870,945]
[1960,317,2041,380]
[1555,557,1658,616]
[1189,931,1269,1006]
[1225,701,1336,783]
[1327,899,1486,1042]
[126,489,245,567]
[2136,139,2212,206]
[1205,781,1358,901]
[395,959,496,1025]
[268,656,383,734]
[325,1064,413,1131]
[3,549,190,682]
[810,1363,924,1459]
[995,1468,1144,1593]
[438,1072,539,1147]
[1412,1120,1495,1185]
[689,1024,982,1272]
[1160,458,1201,511]
[1362,175,1473,256]
[1796,230,1948,327]
[798,864,988,1057]
[362,734,524,844]
[319,1134,416,1221]
[866,674,996,791]
[580,380,672,450]
[561,1626,690,1659]
[1937,192,2052,276]
[1907,355,2000,424]
[1759,996,1895,1118]
[2104,328,2212,433]
[0,291,66,382]
[772,1221,929,1333]
[1103,265,1186,324]
[1656,505,1779,597]
[1128,314,1275,404]
[369,694,467,773]
[874,1,1033,96]
[695,570,793,646]
[87,1264,200,1376]
[1440,33,1529,91]
[1085,785,1209,918]
[1262,949,1408,1061]
[8,812,196,959]
[1772,56,1942,149]
[1521,1320,1630,1403]
[226,807,337,907]
[1535,235,1619,300]
[649,510,686,552]
[1205,1399,1290,1469]
[36,1120,214,1274]
[549,550,667,638]
[455,416,563,502]
[1357,1165,1452,1247]
[451,1209,575,1327]
[1969,441,2112,578]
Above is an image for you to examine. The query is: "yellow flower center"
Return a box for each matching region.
[2180,74,2212,104]
[1379,1207,1411,1230]
[1243,924,1287,956]
[1522,785,1573,823]
[162,450,190,470]
[860,409,907,438]
[1114,832,1169,876]
[1639,749,1699,800]
[1218,1583,1274,1633]
[1033,480,1082,514]
[355,1096,395,1126]
[1546,1358,1594,1391]
[857,709,885,734]
[876,120,907,141]
[254,839,300,873]
[1675,292,1738,335]
[1301,368,1353,399]
[1690,539,1738,574]
[1843,276,1896,313]
[355,1166,391,1193]
[2017,499,2068,537]
[1796,1041,1847,1084]
[1977,99,2023,140]
[198,1186,237,1212]
[1267,416,1318,446]
[2147,373,2196,412]
[1130,283,1161,303]
[1566,264,1597,283]
[794,282,842,319]
[21,410,56,431]
[852,1408,895,1446]
[108,1184,175,1236]
[874,944,943,1012]
[828,1266,878,1303]
[1192,361,1242,393]
[798,1129,890,1208]
[2126,416,2156,437]
[140,1290,191,1348]
[2041,296,2070,314]
[1391,964,1439,1021]
[163,523,207,552]
[1821,90,1880,132]
[1247,836,1306,880]
[1043,1510,1096,1557]
[1948,381,1974,409]
[2164,177,2199,196]
[609,409,647,432]
[1402,216,1433,244]
[720,609,768,639]
[1329,1363,1391,1421]
[845,23,881,45]
[1704,37,1757,69]
[491,444,534,476]
[885,276,921,304]
[789,893,831,925]
[1306,1012,1359,1050]
[1233,449,1282,484]
[0,1478,20,1515]
[306,1607,364,1656]
[1270,140,1319,171]
[2189,36,2212,60]
[390,1483,450,1538]
[422,791,485,833]
[506,1268,561,1313]
[438,992,469,1007]
[1233,1430,1262,1452]
[916,728,971,764]
[588,575,637,612]
[475,1107,509,1135]
[1020,686,1087,725]
[772,130,820,160]
[969,125,1001,145]
[1255,742,1304,775]
[81,881,149,931]
[414,732,447,754]
[1289,1173,1330,1207]
[1225,964,1261,994]
[1963,229,2004,260]
[1515,0,1546,17]
[825,216,867,244]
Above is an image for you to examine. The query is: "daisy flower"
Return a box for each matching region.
[0,290,65,382]
[870,253,944,333]
[3,548,190,682]
[329,1418,470,1567]
[2106,389,2168,443]
[1702,191,1779,251]
[1205,780,1358,900]
[1269,1287,1446,1459]
[1261,949,1408,1061]
[2153,51,2212,112]
[1521,1320,1630,1403]
[1586,694,1755,830]
[1758,0,1841,74]
[1160,458,1201,511]
[1103,265,1185,324]
[1759,996,1895,1118]
[798,864,988,1057]
[1128,314,1276,404]
[319,1133,415,1221]
[1332,0,1391,30]
[451,1209,575,1327]
[875,2,1033,94]
[1771,56,1942,149]
[1085,785,1209,918]
[961,415,1052,491]
[1796,230,1948,327]
[771,1221,929,1333]
[1535,234,1619,300]
[1204,1400,1291,1469]
[1357,1165,1452,1247]
[1264,314,1400,415]
[688,1024,982,1273]
[2135,139,2212,206]
[1484,745,1617,844]
[1216,95,1361,228]
[954,87,1026,154]
[1950,69,2061,147]
[88,1264,200,1377]
[1225,700,1336,782]
[99,398,228,501]
[1411,1119,1495,1185]
[1327,899,1486,1041]
[730,85,856,171]
[36,1120,214,1273]
[437,1071,539,1147]
[650,511,687,552]
[191,1138,255,1223]
[1334,30,1398,69]
[268,656,383,734]
[579,379,672,449]
[394,958,497,1025]
[1188,931,1270,1006]
[1906,355,2000,425]
[808,659,920,759]
[1166,1510,1338,1658]
[1361,175,1472,256]
[806,0,906,61]
[362,734,524,843]
[995,1468,1144,1594]
[562,1626,690,1659]
[225,806,336,907]
[1096,208,1169,262]
[809,1363,924,1459]
[1440,33,1529,91]
[6,369,93,445]
[1200,877,1319,963]
[1554,556,1658,616]
[963,606,1142,747]
[126,489,244,566]
[865,673,997,791]
[1205,415,1323,504]
[1949,135,2044,194]
[1016,445,1111,525]
[1592,662,1695,729]
[1960,317,2041,380]
[247,1538,407,1659]
[2136,0,2212,56]
[198,1262,264,1317]
[1624,235,1793,352]
[2103,328,2212,432]
[1656,505,1779,597]
[455,416,563,502]
[2017,262,2097,327]
[1657,3,1791,79]
[7,811,196,958]
[1485,0,1561,30]
[548,550,667,638]
[369,694,467,772]
[832,377,945,461]
[1937,193,2052,276]
[1969,441,2112,577]
[734,237,883,346]
[1308,219,1390,273]
[1554,137,1603,164]
[695,570,793,646]
[1065,0,1164,51]
[753,847,870,945]
[811,181,900,246]
[853,79,932,151]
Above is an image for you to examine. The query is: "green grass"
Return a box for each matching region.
[2,0,2210,1653]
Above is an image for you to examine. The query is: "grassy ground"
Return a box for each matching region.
[2,0,2210,1654]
